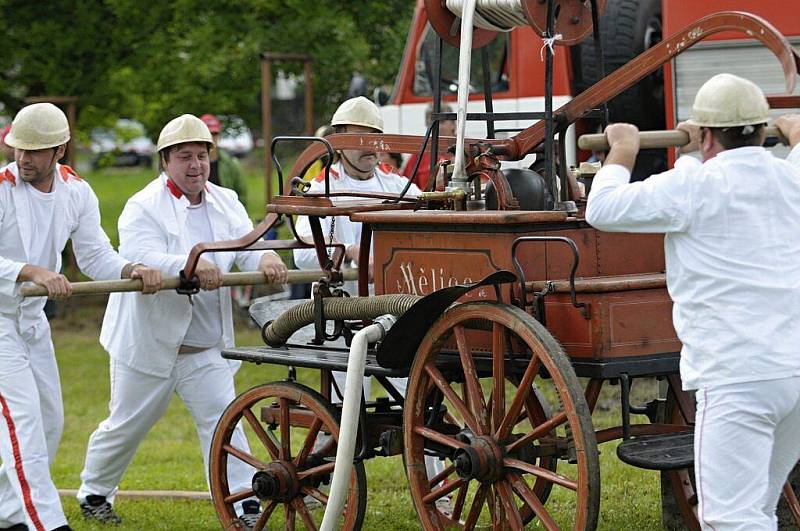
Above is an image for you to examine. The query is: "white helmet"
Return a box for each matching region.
[156,114,214,152]
[686,73,770,128]
[5,103,70,150]
[331,96,384,132]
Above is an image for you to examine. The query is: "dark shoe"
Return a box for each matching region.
[80,495,121,525]
[239,500,261,530]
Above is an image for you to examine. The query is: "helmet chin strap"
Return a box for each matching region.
[340,151,375,178]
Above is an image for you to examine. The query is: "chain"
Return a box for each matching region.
[326,217,336,261]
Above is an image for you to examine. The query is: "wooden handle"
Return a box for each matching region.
[19,269,359,298]
[578,126,784,151]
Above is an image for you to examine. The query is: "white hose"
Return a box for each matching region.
[451,0,477,183]
[320,314,396,531]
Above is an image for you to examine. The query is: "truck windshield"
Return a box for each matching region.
[413,23,510,96]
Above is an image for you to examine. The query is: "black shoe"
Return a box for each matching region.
[80,495,121,525]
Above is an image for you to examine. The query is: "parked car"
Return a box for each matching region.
[90,119,155,169]
[216,115,254,158]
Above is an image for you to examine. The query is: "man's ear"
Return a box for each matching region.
[56,144,67,160]
[700,128,713,152]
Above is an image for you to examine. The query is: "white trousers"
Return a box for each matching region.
[0,315,66,530]
[78,348,255,511]
[694,377,800,531]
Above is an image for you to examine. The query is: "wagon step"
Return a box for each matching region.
[222,344,407,377]
[616,430,694,471]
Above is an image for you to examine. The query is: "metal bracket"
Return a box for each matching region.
[511,236,589,321]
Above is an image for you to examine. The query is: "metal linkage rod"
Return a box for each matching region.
[20,269,359,299]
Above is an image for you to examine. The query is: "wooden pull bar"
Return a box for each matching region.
[578,126,784,151]
[19,269,359,298]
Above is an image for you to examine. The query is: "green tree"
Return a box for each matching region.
[0,0,415,137]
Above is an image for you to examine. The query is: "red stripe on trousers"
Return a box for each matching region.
[0,393,45,531]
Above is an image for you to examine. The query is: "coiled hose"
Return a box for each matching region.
[264,294,421,346]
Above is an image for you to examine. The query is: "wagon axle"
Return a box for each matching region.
[252,462,300,503]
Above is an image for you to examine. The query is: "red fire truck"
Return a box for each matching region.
[382,0,800,176]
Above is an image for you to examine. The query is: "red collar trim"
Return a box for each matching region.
[166,178,183,199]
[59,164,81,182]
[0,168,15,186]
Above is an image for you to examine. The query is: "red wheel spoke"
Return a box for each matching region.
[292,497,318,531]
[508,472,558,530]
[224,488,256,504]
[463,484,489,531]
[242,407,280,460]
[424,362,480,434]
[451,483,468,522]
[454,325,489,434]
[423,477,465,504]
[429,463,456,488]
[297,461,336,480]
[279,398,291,460]
[253,501,278,531]
[285,504,296,531]
[414,425,467,450]
[504,457,578,491]
[505,411,567,454]
[223,444,268,470]
[491,323,506,433]
[294,418,324,466]
[486,487,499,528]
[496,355,541,441]
[494,480,524,529]
[300,486,330,504]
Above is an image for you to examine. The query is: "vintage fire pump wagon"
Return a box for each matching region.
[170,1,800,529]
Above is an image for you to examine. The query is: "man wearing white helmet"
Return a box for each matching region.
[0,103,162,531]
[77,114,287,528]
[586,74,800,530]
[294,96,421,397]
[294,96,421,281]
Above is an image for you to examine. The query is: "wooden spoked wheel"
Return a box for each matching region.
[403,302,600,530]
[660,383,800,529]
[209,381,367,531]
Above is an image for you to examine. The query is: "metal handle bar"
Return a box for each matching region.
[510,236,588,319]
[271,136,335,197]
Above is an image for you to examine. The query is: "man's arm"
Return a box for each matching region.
[774,114,800,166]
[585,123,694,233]
[69,185,129,281]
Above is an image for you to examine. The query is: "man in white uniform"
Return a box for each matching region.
[77,114,288,528]
[0,103,161,531]
[294,96,421,401]
[585,74,800,530]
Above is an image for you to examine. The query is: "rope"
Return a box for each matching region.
[445,0,528,32]
[540,33,563,60]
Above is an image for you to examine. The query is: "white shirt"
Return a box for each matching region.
[101,174,276,377]
[0,163,128,328]
[24,183,57,272]
[182,200,223,348]
[293,161,421,271]
[586,145,800,390]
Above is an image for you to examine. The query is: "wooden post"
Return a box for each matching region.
[304,60,314,136]
[261,57,273,205]
[260,52,313,206]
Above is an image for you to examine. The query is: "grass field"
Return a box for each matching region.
[43,163,668,529]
